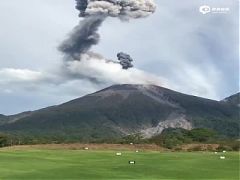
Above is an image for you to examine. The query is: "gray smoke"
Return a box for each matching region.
[75,0,156,19]
[117,52,133,69]
[76,0,88,17]
[59,0,156,71]
[58,16,105,60]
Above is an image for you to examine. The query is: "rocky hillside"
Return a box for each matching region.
[0,84,239,141]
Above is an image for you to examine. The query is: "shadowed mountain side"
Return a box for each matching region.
[222,92,240,107]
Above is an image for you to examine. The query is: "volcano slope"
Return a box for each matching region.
[0,84,239,141]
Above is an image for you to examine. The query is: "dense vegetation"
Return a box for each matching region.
[0,134,8,147]
[149,128,240,151]
[0,127,239,152]
[150,128,217,148]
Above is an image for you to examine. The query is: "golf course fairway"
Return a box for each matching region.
[0,149,239,179]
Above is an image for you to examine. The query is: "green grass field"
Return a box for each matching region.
[0,149,239,180]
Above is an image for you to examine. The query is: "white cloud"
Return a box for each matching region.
[0,68,44,82]
[65,53,168,86]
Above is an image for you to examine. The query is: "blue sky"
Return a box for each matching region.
[0,0,239,115]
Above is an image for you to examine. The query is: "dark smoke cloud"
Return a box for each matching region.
[117,52,133,69]
[58,16,105,60]
[76,0,88,17]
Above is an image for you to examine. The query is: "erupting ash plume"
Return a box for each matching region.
[59,0,158,83]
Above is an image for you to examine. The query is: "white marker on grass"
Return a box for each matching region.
[129,161,136,164]
[220,156,225,159]
[116,152,122,156]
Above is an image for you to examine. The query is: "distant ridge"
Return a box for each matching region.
[222,92,240,107]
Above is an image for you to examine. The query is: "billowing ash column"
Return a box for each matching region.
[59,0,156,73]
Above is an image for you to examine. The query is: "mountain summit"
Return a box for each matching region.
[0,84,239,141]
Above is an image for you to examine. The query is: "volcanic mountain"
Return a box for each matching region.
[0,84,239,142]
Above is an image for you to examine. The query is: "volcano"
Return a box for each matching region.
[0,84,239,142]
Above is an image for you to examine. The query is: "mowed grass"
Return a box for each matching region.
[0,149,239,180]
